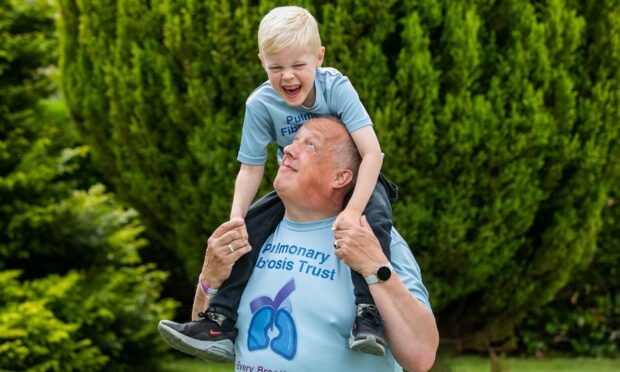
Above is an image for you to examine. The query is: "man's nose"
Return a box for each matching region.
[283,143,297,158]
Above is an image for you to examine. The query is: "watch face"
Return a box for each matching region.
[377,265,392,281]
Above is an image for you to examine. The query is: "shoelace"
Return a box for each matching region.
[197,311,209,319]
[197,309,227,328]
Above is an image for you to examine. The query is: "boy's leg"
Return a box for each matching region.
[209,191,285,321]
[348,174,398,356]
[158,191,284,362]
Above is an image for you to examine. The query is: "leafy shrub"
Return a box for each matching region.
[0,270,108,371]
[1,183,178,371]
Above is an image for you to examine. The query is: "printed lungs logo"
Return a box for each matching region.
[247,279,297,360]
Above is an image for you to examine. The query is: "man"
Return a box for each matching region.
[160,117,439,371]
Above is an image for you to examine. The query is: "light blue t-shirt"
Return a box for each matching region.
[234,216,432,372]
[238,67,372,165]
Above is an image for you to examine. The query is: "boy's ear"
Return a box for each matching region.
[316,47,325,67]
[333,168,353,190]
[258,52,265,67]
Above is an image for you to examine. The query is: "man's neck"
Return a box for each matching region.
[282,199,342,223]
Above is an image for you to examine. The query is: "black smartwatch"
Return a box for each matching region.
[364,263,393,285]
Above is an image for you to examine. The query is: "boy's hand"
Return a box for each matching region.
[232,218,249,243]
[332,208,362,232]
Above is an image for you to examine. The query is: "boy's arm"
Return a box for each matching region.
[230,163,265,219]
[340,125,383,220]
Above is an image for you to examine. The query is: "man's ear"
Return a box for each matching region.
[333,168,354,190]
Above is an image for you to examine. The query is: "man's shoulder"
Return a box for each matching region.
[389,227,433,313]
[389,227,408,248]
[389,228,417,268]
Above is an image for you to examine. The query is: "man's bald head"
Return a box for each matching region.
[304,116,361,184]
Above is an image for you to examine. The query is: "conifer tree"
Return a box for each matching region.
[1,1,175,369]
[59,0,620,347]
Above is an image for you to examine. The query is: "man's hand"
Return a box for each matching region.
[200,218,251,289]
[333,215,388,277]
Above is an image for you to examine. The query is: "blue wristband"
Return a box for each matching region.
[198,273,219,296]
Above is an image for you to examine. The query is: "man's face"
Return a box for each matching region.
[259,46,325,107]
[273,121,335,200]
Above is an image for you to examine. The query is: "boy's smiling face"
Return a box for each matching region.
[259,46,325,107]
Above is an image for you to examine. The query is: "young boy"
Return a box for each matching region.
[158,5,398,362]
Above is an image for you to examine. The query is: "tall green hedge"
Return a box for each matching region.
[517,192,620,357]
[59,0,620,348]
[1,0,176,369]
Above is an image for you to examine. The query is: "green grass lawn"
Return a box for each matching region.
[164,356,620,372]
[163,359,232,372]
[434,356,620,371]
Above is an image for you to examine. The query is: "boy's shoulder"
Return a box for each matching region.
[317,66,346,81]
[316,67,358,94]
[246,80,278,106]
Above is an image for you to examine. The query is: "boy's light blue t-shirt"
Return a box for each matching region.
[238,67,372,165]
[234,216,432,371]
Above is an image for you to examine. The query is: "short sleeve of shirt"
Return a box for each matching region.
[390,228,433,313]
[237,97,275,165]
[325,71,372,134]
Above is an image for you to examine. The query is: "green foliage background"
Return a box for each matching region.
[517,194,620,357]
[0,0,176,370]
[57,0,620,350]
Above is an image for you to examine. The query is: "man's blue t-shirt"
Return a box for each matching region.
[238,67,372,165]
[234,216,432,371]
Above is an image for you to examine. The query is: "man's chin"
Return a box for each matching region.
[273,176,285,191]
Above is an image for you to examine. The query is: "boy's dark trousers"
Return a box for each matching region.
[209,174,398,321]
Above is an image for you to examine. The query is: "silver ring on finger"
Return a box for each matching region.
[333,240,339,249]
[227,243,234,254]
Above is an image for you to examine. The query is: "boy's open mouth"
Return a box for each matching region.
[282,85,301,97]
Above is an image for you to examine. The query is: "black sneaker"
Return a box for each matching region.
[348,304,386,356]
[157,310,237,362]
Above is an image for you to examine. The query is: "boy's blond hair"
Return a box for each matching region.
[258,6,322,55]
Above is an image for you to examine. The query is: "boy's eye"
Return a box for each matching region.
[270,67,282,72]
[294,64,306,68]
